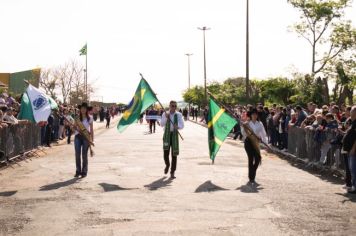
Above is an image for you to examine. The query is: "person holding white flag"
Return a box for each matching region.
[18,84,58,123]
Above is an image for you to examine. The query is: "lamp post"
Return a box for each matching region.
[185,53,193,119]
[185,53,193,89]
[198,26,210,103]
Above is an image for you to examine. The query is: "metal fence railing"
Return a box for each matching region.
[287,126,344,171]
[0,123,41,163]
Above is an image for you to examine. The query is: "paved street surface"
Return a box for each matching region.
[1,121,356,235]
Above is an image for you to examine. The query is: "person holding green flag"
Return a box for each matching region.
[241,108,268,185]
[160,100,184,179]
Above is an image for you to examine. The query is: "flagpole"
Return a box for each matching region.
[139,73,184,140]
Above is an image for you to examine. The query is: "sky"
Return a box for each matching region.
[0,0,355,104]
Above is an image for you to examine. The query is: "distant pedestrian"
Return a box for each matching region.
[105,108,111,128]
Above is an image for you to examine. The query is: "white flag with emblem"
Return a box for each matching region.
[26,85,52,123]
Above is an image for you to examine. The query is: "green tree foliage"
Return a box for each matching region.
[183,77,301,106]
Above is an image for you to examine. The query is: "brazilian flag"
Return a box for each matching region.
[79,43,87,56]
[208,97,237,163]
[117,78,158,132]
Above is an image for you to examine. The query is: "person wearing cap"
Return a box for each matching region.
[73,102,94,178]
[241,108,268,185]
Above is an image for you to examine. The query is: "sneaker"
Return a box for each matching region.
[74,173,80,178]
[348,187,356,194]
[343,185,352,190]
[170,173,176,179]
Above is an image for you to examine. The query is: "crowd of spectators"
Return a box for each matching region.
[0,90,118,147]
[192,101,355,193]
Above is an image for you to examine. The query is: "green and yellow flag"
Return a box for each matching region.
[117,78,158,132]
[79,43,87,56]
[208,97,237,163]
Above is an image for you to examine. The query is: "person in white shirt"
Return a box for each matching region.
[160,100,184,179]
[241,108,268,185]
[73,102,94,178]
[3,108,19,125]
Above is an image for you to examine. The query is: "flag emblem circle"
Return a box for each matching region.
[32,95,48,111]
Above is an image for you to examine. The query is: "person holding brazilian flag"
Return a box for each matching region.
[117,75,184,179]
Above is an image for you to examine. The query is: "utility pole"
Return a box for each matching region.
[246,0,250,99]
[198,26,210,103]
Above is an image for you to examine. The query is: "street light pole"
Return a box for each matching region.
[246,0,250,99]
[198,26,210,103]
[185,53,193,119]
[185,53,193,89]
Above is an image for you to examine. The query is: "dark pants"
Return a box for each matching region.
[149,120,156,133]
[45,126,52,146]
[106,118,111,128]
[66,127,72,144]
[244,138,261,182]
[343,153,352,187]
[74,135,89,175]
[164,133,177,174]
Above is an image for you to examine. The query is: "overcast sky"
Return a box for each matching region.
[0,0,355,103]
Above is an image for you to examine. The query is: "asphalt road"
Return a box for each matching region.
[1,121,356,236]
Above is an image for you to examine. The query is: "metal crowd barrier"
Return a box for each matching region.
[287,126,344,171]
[0,123,41,163]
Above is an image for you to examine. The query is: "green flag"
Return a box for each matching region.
[79,43,87,56]
[208,97,237,162]
[117,78,158,132]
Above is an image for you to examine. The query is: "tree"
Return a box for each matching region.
[288,0,356,104]
[259,78,297,105]
[288,0,354,74]
[39,68,57,99]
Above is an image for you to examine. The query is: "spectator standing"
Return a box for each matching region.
[45,113,54,147]
[294,105,307,127]
[342,106,356,194]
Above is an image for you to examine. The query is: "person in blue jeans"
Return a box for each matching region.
[343,106,356,194]
[74,102,94,178]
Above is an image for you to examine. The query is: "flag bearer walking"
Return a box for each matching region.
[161,101,184,179]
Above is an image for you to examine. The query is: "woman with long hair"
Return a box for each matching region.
[74,102,94,178]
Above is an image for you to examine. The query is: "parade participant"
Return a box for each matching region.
[242,108,268,185]
[161,100,184,179]
[148,108,158,133]
[74,102,94,178]
[105,108,111,128]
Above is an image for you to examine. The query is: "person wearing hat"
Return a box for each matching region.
[73,102,94,178]
[241,108,268,185]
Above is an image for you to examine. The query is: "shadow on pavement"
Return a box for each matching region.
[237,182,264,193]
[144,177,172,191]
[99,183,137,192]
[335,192,356,203]
[195,180,228,193]
[0,190,17,197]
[39,178,80,191]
